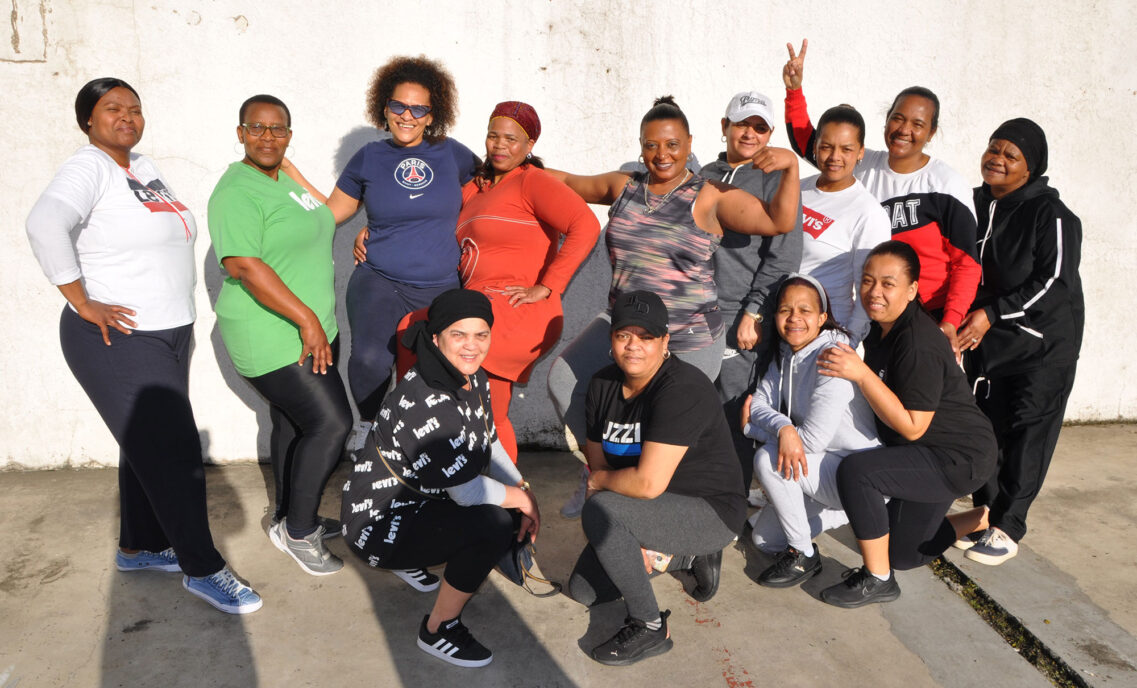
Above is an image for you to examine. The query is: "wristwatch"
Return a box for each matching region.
[745,311,764,323]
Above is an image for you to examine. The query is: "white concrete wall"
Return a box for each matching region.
[2,0,1133,468]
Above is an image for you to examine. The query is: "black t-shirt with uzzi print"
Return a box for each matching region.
[340,367,495,563]
[586,356,746,533]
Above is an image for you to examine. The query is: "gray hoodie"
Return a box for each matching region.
[744,329,880,454]
[700,154,803,346]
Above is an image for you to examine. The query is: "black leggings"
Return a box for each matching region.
[353,501,514,593]
[836,445,983,571]
[59,307,224,577]
[245,339,353,534]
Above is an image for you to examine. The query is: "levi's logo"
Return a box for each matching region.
[802,206,835,239]
[127,177,188,213]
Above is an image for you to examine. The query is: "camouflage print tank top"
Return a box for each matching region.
[606,171,723,352]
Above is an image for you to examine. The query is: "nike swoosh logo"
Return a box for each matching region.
[409,193,424,199]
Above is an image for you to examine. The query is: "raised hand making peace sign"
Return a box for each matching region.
[782,39,808,90]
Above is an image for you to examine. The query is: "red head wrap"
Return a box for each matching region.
[490,101,540,142]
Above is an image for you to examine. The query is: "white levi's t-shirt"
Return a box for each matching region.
[30,145,198,330]
[798,174,892,343]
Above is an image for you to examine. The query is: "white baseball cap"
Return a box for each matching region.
[724,91,775,127]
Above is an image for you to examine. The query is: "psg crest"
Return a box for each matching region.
[394,158,434,190]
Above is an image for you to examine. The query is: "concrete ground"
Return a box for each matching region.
[1,424,1134,687]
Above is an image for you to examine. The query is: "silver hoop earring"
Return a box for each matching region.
[721,135,727,142]
[663,350,671,359]
[526,152,532,159]
[638,155,644,164]
[233,141,245,155]
[608,349,614,360]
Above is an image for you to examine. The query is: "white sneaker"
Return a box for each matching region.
[345,420,372,453]
[560,466,589,519]
[952,531,984,551]
[964,527,1019,565]
[747,488,768,508]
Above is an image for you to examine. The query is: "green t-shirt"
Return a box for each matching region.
[207,162,337,377]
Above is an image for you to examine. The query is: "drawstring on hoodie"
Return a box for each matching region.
[721,166,743,186]
[972,376,990,399]
[977,199,996,286]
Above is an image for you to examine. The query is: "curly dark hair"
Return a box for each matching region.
[365,55,458,143]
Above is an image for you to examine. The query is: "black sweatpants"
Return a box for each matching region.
[353,501,515,593]
[245,339,353,535]
[836,445,985,571]
[60,307,225,577]
[972,364,1077,542]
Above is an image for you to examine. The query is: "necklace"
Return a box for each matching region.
[643,169,691,214]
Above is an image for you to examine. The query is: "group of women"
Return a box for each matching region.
[26,39,1083,669]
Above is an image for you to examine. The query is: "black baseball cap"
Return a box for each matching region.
[611,290,669,337]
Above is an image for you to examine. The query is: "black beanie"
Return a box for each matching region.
[425,288,494,335]
[402,289,494,392]
[990,118,1048,181]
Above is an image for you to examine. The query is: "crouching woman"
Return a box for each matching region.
[340,289,540,668]
[817,241,995,607]
[569,291,747,666]
[744,274,881,588]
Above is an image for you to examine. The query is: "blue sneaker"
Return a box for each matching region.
[115,548,181,572]
[183,567,263,614]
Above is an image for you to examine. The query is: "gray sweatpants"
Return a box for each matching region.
[547,313,726,451]
[568,491,736,622]
[752,443,849,553]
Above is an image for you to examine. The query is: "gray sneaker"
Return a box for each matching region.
[270,513,342,540]
[269,519,344,576]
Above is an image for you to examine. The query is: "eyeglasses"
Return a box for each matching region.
[241,122,291,138]
[387,100,431,119]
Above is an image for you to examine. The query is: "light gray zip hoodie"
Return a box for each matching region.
[744,329,880,454]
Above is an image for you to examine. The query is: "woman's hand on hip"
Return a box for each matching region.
[77,300,137,346]
[503,284,552,307]
[299,317,332,374]
[353,227,370,265]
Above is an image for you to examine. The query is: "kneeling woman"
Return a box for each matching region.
[569,291,746,666]
[817,241,995,607]
[744,275,880,588]
[341,289,540,668]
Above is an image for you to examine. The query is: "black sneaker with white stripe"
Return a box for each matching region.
[393,568,440,592]
[417,615,493,668]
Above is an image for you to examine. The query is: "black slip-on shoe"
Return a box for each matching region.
[689,549,723,602]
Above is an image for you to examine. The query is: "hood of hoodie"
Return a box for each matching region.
[976,175,1058,209]
[773,329,849,420]
[776,327,848,366]
[975,176,1060,284]
[702,152,748,186]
